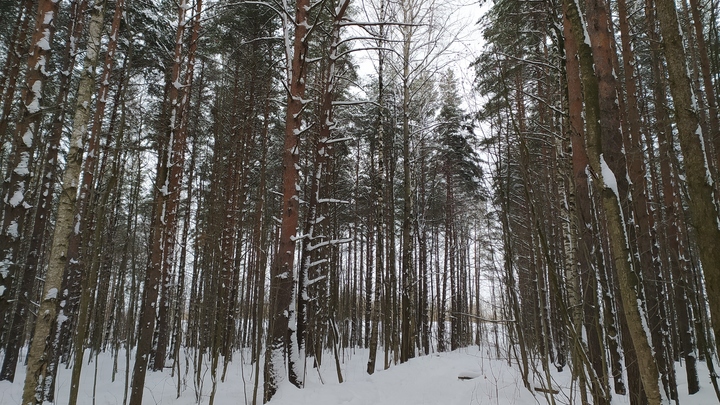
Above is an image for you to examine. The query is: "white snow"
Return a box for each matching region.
[37,28,52,51]
[694,125,714,187]
[6,220,19,239]
[22,127,33,148]
[8,181,25,207]
[0,345,716,405]
[600,153,619,197]
[45,288,58,300]
[14,152,30,176]
[43,11,54,25]
[26,80,42,114]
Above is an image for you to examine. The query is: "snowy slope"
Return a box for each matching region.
[0,346,717,404]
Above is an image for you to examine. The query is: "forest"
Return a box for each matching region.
[0,0,719,404]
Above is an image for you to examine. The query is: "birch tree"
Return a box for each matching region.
[21,0,107,403]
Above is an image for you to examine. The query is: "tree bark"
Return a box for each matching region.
[562,9,610,402]
[654,0,720,362]
[263,0,311,397]
[130,1,194,402]
[0,0,59,335]
[400,0,415,363]
[0,0,89,384]
[0,0,33,167]
[563,1,663,403]
[21,0,101,402]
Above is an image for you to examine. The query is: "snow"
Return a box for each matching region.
[8,181,25,207]
[45,288,58,300]
[0,345,717,405]
[6,220,19,239]
[694,125,714,187]
[26,81,43,114]
[37,28,52,51]
[43,11,54,25]
[273,349,533,405]
[599,153,619,197]
[14,153,30,179]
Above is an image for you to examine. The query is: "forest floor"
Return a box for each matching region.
[0,345,717,404]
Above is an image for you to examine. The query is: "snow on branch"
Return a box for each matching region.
[453,312,516,323]
[317,198,350,204]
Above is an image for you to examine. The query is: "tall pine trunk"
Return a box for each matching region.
[130,1,194,402]
[263,0,311,397]
[563,0,662,403]
[0,0,59,335]
[654,0,720,362]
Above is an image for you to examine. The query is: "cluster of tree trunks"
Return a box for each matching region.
[478,0,720,403]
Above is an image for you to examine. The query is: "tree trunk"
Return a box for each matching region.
[563,1,663,403]
[263,0,311,397]
[400,1,415,362]
[562,8,611,402]
[0,0,89,383]
[130,1,193,402]
[0,0,59,334]
[654,0,720,362]
[0,0,33,156]
[367,10,386,372]
[21,0,101,402]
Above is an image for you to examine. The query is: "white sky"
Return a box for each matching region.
[347,0,492,111]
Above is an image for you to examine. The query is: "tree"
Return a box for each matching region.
[130,1,201,403]
[437,70,482,351]
[0,0,60,336]
[264,0,313,396]
[654,0,720,364]
[21,0,105,403]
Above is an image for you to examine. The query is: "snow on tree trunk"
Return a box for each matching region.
[0,0,88,385]
[0,0,33,164]
[563,0,663,403]
[297,0,351,380]
[0,0,59,338]
[562,8,612,402]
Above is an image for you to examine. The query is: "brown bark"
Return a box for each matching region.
[617,0,677,397]
[642,2,701,395]
[21,0,102,402]
[563,0,663,403]
[400,0,415,363]
[65,0,127,401]
[263,0,311,397]
[251,87,271,405]
[154,0,201,371]
[367,4,386,370]
[563,8,610,403]
[0,0,33,154]
[0,0,59,337]
[654,0,720,364]
[298,0,350,378]
[687,0,720,170]
[130,1,196,402]
[0,0,89,384]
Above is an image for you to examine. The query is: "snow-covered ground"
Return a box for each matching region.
[0,345,717,404]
